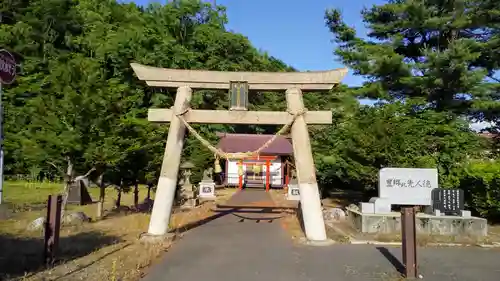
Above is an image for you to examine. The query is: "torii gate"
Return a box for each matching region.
[131,63,347,242]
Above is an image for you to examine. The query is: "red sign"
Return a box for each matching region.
[0,49,17,84]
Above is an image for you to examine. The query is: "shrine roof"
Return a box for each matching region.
[478,132,498,139]
[216,133,293,156]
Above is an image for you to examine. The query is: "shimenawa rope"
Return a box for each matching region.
[176,108,306,161]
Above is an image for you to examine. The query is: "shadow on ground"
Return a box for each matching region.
[376,247,405,275]
[0,231,122,280]
[169,204,297,234]
[102,198,154,219]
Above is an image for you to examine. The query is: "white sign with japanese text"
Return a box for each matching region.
[379,167,438,206]
[287,179,300,201]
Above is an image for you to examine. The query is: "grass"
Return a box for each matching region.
[0,180,236,281]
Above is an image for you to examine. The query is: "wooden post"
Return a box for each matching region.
[285,88,327,241]
[265,160,270,191]
[44,194,62,266]
[97,173,105,218]
[401,206,418,279]
[147,86,193,236]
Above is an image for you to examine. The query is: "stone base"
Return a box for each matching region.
[199,196,216,201]
[347,208,488,237]
[139,232,177,244]
[298,237,336,246]
[180,198,199,210]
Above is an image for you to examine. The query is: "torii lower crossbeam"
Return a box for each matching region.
[148,109,332,124]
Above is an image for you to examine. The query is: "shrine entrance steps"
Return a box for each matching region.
[242,177,266,189]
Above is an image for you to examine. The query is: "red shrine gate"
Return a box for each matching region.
[216,133,293,191]
[237,155,277,191]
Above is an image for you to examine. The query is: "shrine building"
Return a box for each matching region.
[216,132,294,191]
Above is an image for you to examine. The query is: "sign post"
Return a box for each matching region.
[401,206,418,279]
[0,49,18,204]
[44,194,62,266]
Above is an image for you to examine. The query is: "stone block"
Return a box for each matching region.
[369,197,392,214]
[287,179,300,201]
[359,202,374,214]
[460,210,471,218]
[181,198,199,210]
[199,180,216,200]
[378,168,438,206]
[347,208,488,237]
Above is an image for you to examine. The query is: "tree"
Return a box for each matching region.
[314,101,484,193]
[0,0,294,194]
[319,1,497,216]
[325,0,500,115]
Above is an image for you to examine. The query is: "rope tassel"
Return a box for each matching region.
[214,155,222,174]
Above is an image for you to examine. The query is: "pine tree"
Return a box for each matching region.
[325,0,500,115]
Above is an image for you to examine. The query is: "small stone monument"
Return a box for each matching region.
[431,188,469,217]
[199,167,216,200]
[67,176,93,205]
[179,161,199,209]
[349,167,488,237]
[360,168,438,214]
[287,173,300,201]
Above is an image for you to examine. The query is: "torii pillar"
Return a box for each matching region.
[147,86,192,236]
[286,88,327,241]
[130,63,348,242]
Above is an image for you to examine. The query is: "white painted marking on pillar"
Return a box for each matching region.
[300,183,327,241]
[148,176,177,235]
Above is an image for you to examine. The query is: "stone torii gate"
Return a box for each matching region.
[131,63,347,242]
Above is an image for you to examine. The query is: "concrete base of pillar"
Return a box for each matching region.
[299,182,328,241]
[298,237,336,246]
[139,232,177,244]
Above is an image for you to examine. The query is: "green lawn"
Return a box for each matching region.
[0,180,234,281]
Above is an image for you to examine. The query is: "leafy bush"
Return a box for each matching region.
[460,160,500,221]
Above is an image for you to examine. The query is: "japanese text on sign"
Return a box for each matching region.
[386,179,432,188]
[431,188,464,215]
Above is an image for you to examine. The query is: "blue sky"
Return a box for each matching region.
[129,0,490,130]
[130,0,386,87]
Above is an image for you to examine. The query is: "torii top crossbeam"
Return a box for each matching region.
[130,63,348,91]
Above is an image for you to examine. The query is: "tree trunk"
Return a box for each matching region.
[97,173,105,219]
[134,181,139,208]
[116,188,122,208]
[115,179,123,208]
[147,184,152,200]
[60,157,74,220]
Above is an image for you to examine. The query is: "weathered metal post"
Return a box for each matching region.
[43,194,62,266]
[401,206,418,279]
[146,86,193,237]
